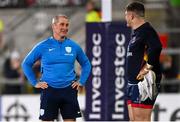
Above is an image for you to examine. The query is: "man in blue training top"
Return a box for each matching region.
[21,15,91,122]
[125,2,162,121]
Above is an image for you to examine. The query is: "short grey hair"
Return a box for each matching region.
[52,14,68,24]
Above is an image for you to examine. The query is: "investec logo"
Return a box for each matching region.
[89,33,102,119]
[112,33,126,120]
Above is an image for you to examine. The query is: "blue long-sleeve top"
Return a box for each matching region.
[21,37,91,88]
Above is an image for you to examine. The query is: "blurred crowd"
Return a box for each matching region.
[85,0,101,22]
[0,19,4,52]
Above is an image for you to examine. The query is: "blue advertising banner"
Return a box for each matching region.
[0,96,1,121]
[85,22,131,121]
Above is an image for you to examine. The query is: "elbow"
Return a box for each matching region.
[150,45,162,54]
[87,60,92,73]
[158,45,162,51]
[21,60,32,70]
[83,59,91,70]
[156,46,162,53]
[156,43,162,51]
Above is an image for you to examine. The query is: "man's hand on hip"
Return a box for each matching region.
[136,63,153,80]
[71,81,81,90]
[35,82,48,89]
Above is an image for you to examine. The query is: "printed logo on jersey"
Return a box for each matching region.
[65,46,73,56]
[65,46,72,53]
[127,45,132,57]
[127,52,132,57]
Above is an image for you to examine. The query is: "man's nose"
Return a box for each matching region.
[62,26,67,29]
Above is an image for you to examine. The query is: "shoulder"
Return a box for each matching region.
[66,38,81,48]
[66,38,84,53]
[144,23,157,35]
[34,37,52,49]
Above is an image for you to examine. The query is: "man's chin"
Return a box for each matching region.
[60,34,67,37]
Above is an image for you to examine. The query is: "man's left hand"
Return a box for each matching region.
[71,81,81,90]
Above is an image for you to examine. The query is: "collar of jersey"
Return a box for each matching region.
[50,36,68,44]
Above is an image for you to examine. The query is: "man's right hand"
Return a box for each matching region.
[35,82,48,89]
[136,63,153,80]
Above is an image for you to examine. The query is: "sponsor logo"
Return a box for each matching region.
[127,52,132,57]
[3,100,30,121]
[40,109,44,116]
[112,33,126,120]
[89,33,102,120]
[64,53,73,56]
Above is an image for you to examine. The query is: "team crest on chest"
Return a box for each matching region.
[65,46,72,53]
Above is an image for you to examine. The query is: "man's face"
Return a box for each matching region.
[86,2,94,12]
[125,10,133,27]
[52,17,69,38]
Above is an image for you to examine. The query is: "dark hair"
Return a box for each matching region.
[126,2,145,17]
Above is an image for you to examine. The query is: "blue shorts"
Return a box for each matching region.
[126,74,161,109]
[39,85,81,121]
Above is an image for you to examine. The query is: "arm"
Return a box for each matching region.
[137,29,162,80]
[76,46,91,86]
[146,30,162,67]
[21,43,42,86]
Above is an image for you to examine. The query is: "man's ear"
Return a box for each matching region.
[131,14,135,20]
[52,24,54,29]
